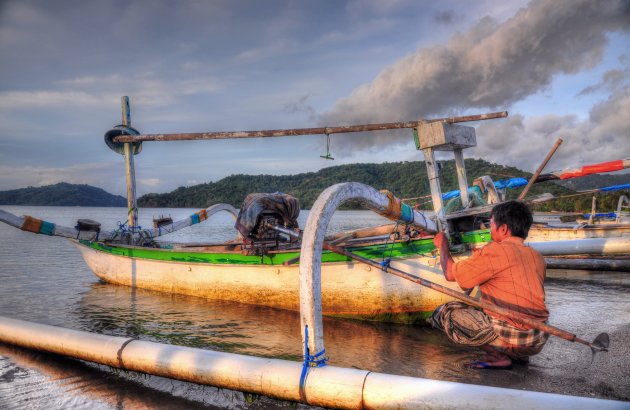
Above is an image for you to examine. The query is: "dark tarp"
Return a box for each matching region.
[235,192,300,239]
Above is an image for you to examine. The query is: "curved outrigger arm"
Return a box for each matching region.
[298,182,436,369]
[0,203,239,244]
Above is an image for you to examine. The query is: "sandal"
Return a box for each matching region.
[466,360,513,370]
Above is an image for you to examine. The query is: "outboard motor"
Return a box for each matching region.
[235,192,300,255]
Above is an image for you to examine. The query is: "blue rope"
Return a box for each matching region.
[378,222,400,272]
[116,221,143,233]
[112,221,145,242]
[299,325,327,399]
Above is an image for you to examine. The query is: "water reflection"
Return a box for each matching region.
[73,281,482,383]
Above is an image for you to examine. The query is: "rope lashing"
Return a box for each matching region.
[20,215,55,236]
[380,258,392,271]
[400,201,414,224]
[299,325,327,401]
[112,221,143,238]
[112,221,128,240]
[110,221,156,246]
[378,190,415,224]
[190,209,208,225]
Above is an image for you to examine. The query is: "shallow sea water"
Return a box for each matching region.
[0,206,629,408]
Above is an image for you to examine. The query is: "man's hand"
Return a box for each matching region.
[433,232,448,249]
[433,232,456,282]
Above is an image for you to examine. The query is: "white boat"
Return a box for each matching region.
[72,235,455,324]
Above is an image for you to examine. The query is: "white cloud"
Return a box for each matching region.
[320,0,630,173]
[56,75,124,87]
[474,85,630,172]
[321,0,630,154]
[0,73,224,112]
[139,178,161,187]
[0,90,106,110]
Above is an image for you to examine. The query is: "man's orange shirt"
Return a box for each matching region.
[453,236,549,329]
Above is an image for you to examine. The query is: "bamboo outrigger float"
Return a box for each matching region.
[1,316,624,409]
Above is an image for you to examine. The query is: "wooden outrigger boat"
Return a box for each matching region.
[72,235,454,323]
[1,98,629,325]
[2,103,514,324]
[0,187,467,324]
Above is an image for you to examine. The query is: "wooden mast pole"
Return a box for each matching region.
[517,138,563,200]
[423,147,447,232]
[453,148,469,208]
[121,96,138,229]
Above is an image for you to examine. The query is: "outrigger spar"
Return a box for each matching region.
[111,111,509,143]
[106,96,509,237]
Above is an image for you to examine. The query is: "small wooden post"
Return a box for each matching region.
[588,195,597,225]
[121,96,138,229]
[453,148,469,208]
[517,138,563,200]
[423,147,447,232]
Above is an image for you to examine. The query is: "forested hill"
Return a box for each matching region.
[1,160,625,209]
[138,158,624,211]
[0,183,127,206]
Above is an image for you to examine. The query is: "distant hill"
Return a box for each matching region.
[3,161,625,210]
[0,183,127,207]
[138,158,600,210]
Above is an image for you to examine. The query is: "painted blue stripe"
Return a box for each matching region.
[39,221,55,236]
[400,203,414,223]
[600,183,630,192]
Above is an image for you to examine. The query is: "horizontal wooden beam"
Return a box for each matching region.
[113,111,508,143]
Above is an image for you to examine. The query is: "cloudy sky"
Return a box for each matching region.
[1,0,629,196]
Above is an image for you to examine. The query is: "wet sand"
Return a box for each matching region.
[455,324,630,402]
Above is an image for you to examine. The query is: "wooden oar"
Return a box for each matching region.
[321,241,609,353]
[266,223,607,353]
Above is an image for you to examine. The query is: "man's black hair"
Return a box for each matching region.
[490,200,533,239]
